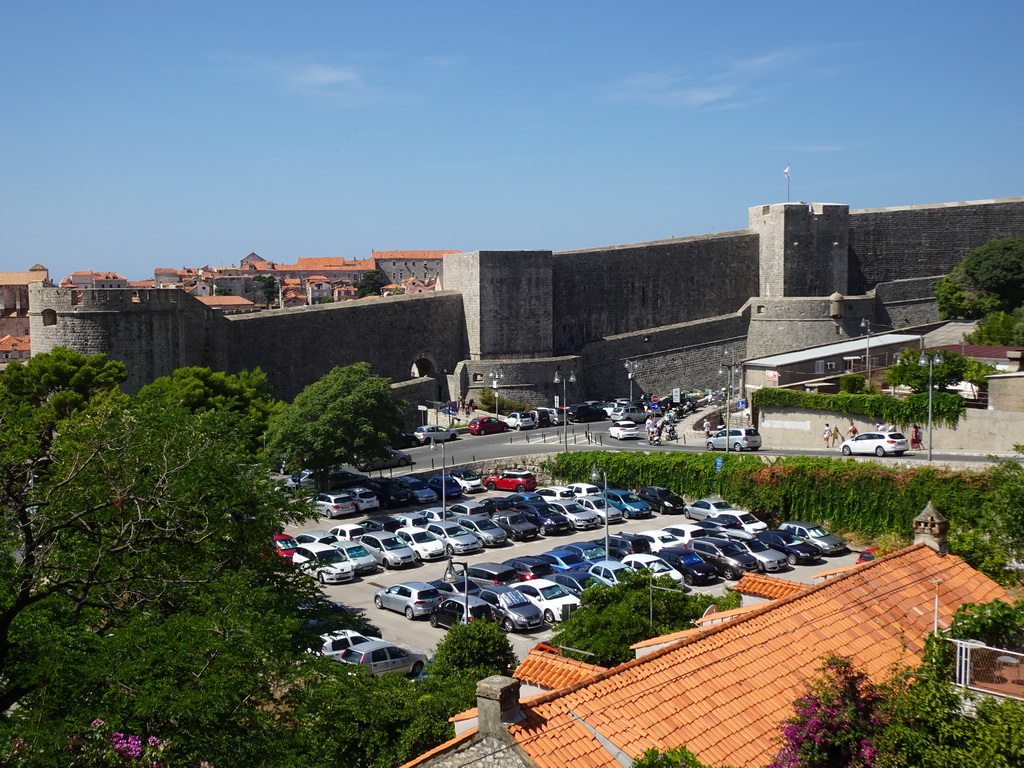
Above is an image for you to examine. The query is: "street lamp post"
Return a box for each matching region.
[442,559,470,625]
[590,463,610,559]
[717,352,740,454]
[553,369,576,450]
[490,371,501,418]
[917,349,944,462]
[430,439,447,512]
[624,360,638,401]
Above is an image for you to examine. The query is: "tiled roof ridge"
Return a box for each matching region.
[733,572,808,599]
[519,544,959,710]
[513,648,608,690]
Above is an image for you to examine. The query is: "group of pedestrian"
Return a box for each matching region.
[455,396,476,416]
[823,420,924,451]
[822,421,860,449]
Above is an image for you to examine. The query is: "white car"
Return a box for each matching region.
[347,487,381,513]
[536,486,576,501]
[291,543,355,584]
[449,468,485,493]
[621,553,685,583]
[608,420,640,440]
[512,578,581,624]
[359,533,417,569]
[422,507,460,523]
[328,523,365,541]
[840,431,910,457]
[395,526,446,561]
[566,483,602,498]
[425,521,482,555]
[317,630,376,661]
[314,492,358,519]
[505,412,536,430]
[659,523,712,546]
[396,512,429,528]
[710,510,768,533]
[636,529,686,552]
[576,496,623,524]
[549,500,600,530]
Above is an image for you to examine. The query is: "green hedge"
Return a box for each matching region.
[752,388,965,427]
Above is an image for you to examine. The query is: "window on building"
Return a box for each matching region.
[814,360,825,374]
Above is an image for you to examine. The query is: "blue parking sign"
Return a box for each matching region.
[715,457,724,473]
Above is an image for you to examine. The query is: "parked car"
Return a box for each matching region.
[512,579,580,624]
[395,512,429,528]
[565,483,602,498]
[586,559,632,586]
[840,431,909,456]
[706,427,762,452]
[686,538,759,580]
[596,532,653,559]
[271,533,298,559]
[754,530,822,565]
[478,497,516,516]
[492,512,541,542]
[505,411,536,430]
[659,523,712,546]
[426,475,464,500]
[607,420,640,440]
[347,487,382,513]
[466,562,521,586]
[328,523,366,541]
[467,416,509,435]
[447,501,489,517]
[456,515,509,547]
[726,536,789,572]
[636,486,687,514]
[359,516,402,534]
[502,556,555,582]
[339,640,426,677]
[354,448,412,472]
[359,533,417,569]
[292,543,356,584]
[536,486,576,501]
[777,521,848,555]
[396,476,438,504]
[603,489,653,520]
[373,581,443,619]
[484,470,538,492]
[429,596,498,629]
[395,527,446,561]
[449,467,485,493]
[332,540,378,575]
[317,630,376,661]
[576,495,623,524]
[393,431,418,449]
[535,549,590,573]
[684,496,741,521]
[549,570,600,597]
[505,492,544,505]
[704,515,744,531]
[548,500,601,530]
[562,541,608,564]
[428,576,481,598]
[414,425,459,444]
[532,406,563,426]
[513,503,572,536]
[294,529,340,547]
[314,491,358,519]
[475,585,544,633]
[326,470,370,491]
[609,405,648,424]
[636,528,686,552]
[425,521,483,555]
[710,510,768,533]
[566,403,607,423]
[361,478,411,509]
[657,547,718,586]
[621,553,685,583]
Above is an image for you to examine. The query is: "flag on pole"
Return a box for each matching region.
[783,164,791,179]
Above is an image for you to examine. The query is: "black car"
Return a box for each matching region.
[327,470,370,491]
[359,516,402,534]
[479,497,516,516]
[428,577,481,598]
[362,478,411,509]
[566,403,607,423]
[755,530,821,565]
[491,513,540,542]
[502,556,555,582]
[657,547,718,586]
[512,502,572,536]
[695,517,742,533]
[636,486,687,514]
[592,532,653,560]
[466,562,520,587]
[687,537,759,580]
[429,597,497,629]
[393,432,418,449]
[549,571,600,597]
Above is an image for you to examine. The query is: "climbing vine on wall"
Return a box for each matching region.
[752,388,965,427]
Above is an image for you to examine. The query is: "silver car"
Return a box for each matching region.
[359,533,417,569]
[576,496,623,524]
[684,497,742,521]
[456,516,508,547]
[332,540,378,575]
[426,521,483,555]
[705,427,762,452]
[414,425,459,444]
[778,521,848,555]
[727,537,788,572]
[354,448,412,472]
[548,500,600,530]
[373,581,443,620]
[314,492,358,519]
[339,640,426,677]
[396,476,438,504]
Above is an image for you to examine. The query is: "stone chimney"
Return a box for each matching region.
[913,501,949,554]
[1006,350,1022,373]
[476,675,522,734]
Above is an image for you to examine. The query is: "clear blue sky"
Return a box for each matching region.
[2,1,1021,281]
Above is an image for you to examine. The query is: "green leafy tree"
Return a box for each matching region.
[935,238,1024,320]
[430,620,518,681]
[213,285,232,296]
[883,348,994,393]
[965,307,1024,346]
[252,274,278,307]
[552,570,741,667]
[632,746,719,768]
[356,270,385,298]
[265,363,406,486]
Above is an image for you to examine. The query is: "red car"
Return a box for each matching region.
[272,533,298,559]
[468,417,509,435]
[483,470,538,492]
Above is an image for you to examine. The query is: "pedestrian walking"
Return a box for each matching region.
[847,421,858,439]
[830,424,841,447]
[703,418,712,439]
[823,423,832,448]
[910,424,923,450]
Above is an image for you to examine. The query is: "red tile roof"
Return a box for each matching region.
[514,649,608,691]
[733,573,808,600]
[0,335,29,352]
[500,545,1007,768]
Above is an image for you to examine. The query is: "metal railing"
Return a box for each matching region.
[951,639,1024,701]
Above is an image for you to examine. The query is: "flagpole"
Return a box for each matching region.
[784,163,791,202]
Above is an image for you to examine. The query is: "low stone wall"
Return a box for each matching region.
[758,405,1024,456]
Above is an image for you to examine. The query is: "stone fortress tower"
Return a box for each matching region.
[29,196,1024,408]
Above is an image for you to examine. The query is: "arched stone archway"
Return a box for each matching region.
[410,357,435,378]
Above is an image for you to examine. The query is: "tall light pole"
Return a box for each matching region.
[590,463,610,559]
[490,370,501,418]
[917,349,944,462]
[860,319,894,381]
[624,360,638,401]
[430,439,447,512]
[718,351,740,454]
[553,369,576,450]
[442,559,470,624]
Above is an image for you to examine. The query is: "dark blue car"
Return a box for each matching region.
[426,475,463,500]
[657,547,718,586]
[513,502,571,535]
[535,550,590,573]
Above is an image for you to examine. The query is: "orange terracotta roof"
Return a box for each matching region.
[196,296,254,308]
[812,564,859,580]
[0,270,48,285]
[0,335,29,352]
[129,280,155,288]
[305,275,330,283]
[514,649,608,691]
[501,545,1007,768]
[733,573,809,600]
[372,250,459,260]
[692,603,765,626]
[631,627,704,650]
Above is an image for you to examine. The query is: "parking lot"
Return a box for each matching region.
[283,481,863,665]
